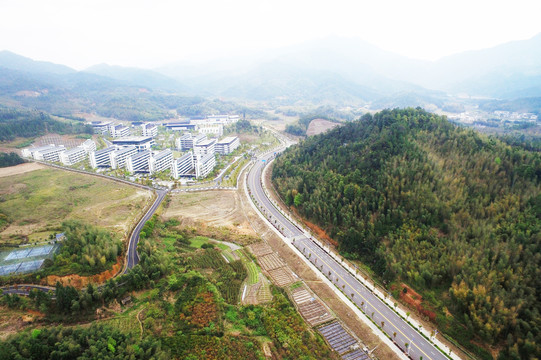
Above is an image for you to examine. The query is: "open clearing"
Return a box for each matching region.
[0,163,44,178]
[0,167,152,244]
[306,119,341,136]
[164,190,258,239]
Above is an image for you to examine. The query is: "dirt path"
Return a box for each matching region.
[0,163,43,178]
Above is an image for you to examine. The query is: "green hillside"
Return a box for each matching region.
[272,108,541,359]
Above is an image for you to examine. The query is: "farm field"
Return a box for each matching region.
[0,167,152,245]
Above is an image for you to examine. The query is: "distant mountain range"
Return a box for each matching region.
[0,33,540,115]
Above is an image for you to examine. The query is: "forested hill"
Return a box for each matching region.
[272,108,541,359]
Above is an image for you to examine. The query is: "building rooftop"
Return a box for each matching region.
[153,149,172,160]
[63,147,85,155]
[130,150,151,161]
[94,146,116,155]
[112,136,153,144]
[113,146,137,156]
[217,136,238,145]
[196,139,216,147]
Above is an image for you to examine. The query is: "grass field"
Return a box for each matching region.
[0,168,152,245]
[236,249,259,285]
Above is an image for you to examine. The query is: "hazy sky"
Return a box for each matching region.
[1,0,540,70]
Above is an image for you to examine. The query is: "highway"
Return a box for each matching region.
[246,150,450,360]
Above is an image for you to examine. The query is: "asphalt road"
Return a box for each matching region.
[122,189,168,274]
[246,151,450,360]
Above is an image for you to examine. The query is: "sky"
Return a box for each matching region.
[1,0,540,70]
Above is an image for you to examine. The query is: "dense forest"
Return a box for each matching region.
[272,108,541,359]
[45,221,122,276]
[0,152,24,168]
[0,107,92,141]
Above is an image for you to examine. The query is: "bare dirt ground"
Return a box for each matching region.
[0,162,43,178]
[306,119,341,136]
[164,190,258,239]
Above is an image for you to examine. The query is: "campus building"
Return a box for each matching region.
[89,147,116,168]
[198,123,223,136]
[110,124,130,138]
[164,121,197,132]
[171,152,195,179]
[195,153,216,179]
[141,123,158,137]
[32,145,66,162]
[111,136,155,151]
[79,139,97,153]
[176,133,206,151]
[126,150,151,174]
[59,146,87,166]
[110,146,138,169]
[215,136,240,154]
[21,145,56,159]
[90,121,112,135]
[193,138,216,156]
[149,149,173,174]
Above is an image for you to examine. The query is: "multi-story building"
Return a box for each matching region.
[79,139,96,153]
[112,136,155,151]
[90,146,116,168]
[110,124,130,138]
[149,149,173,174]
[176,133,206,151]
[59,146,87,166]
[164,121,197,132]
[110,146,137,169]
[193,139,216,156]
[198,123,223,136]
[33,145,66,162]
[195,153,216,179]
[90,121,112,135]
[21,145,55,159]
[171,152,195,179]
[141,123,158,137]
[215,136,240,154]
[126,150,151,174]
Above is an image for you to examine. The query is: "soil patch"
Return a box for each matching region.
[0,162,43,178]
[44,257,123,289]
[306,119,341,136]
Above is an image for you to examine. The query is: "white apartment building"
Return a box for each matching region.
[126,150,151,174]
[33,145,66,162]
[141,123,158,137]
[194,139,216,156]
[171,152,195,179]
[198,123,223,136]
[215,136,240,155]
[59,147,87,166]
[21,145,55,158]
[176,133,206,151]
[149,149,173,174]
[110,146,137,169]
[90,147,116,168]
[79,139,96,153]
[110,125,130,138]
[195,152,216,179]
[91,121,112,135]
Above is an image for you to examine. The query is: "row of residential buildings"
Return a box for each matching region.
[90,115,239,139]
[87,134,239,179]
[21,139,96,166]
[91,122,158,138]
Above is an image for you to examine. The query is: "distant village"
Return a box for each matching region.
[21,115,241,181]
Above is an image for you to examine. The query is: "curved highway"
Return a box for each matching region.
[247,151,450,360]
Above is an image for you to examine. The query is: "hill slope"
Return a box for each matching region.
[272,108,541,359]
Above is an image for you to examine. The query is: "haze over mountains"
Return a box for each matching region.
[1,33,540,113]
